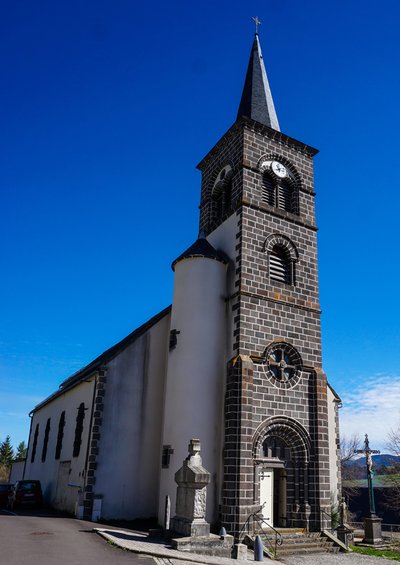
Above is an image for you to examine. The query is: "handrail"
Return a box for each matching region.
[304,506,334,532]
[238,505,283,557]
[319,506,333,530]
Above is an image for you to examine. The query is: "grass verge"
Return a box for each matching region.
[350,545,400,561]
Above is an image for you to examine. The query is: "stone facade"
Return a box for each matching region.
[198,117,334,535]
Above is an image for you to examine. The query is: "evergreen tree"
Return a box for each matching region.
[15,440,27,460]
[0,435,14,467]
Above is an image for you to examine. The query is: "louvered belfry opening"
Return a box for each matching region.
[269,245,292,284]
[211,177,233,229]
[261,173,275,206]
[278,180,293,212]
[262,173,295,214]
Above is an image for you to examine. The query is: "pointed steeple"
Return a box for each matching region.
[237,34,280,131]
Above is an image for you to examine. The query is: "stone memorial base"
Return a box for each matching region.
[171,516,210,538]
[362,515,383,545]
[171,533,234,557]
[335,525,354,549]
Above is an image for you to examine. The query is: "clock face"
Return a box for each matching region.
[271,161,287,178]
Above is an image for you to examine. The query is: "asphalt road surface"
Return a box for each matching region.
[0,507,155,565]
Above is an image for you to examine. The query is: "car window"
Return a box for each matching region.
[18,482,40,491]
[0,485,11,492]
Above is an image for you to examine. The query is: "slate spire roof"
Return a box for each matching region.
[237,34,280,131]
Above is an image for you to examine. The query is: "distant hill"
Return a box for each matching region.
[345,454,400,468]
[342,454,400,482]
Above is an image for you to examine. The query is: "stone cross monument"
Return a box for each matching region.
[171,439,211,537]
[355,434,383,545]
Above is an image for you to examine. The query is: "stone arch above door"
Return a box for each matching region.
[252,417,311,464]
[252,417,313,528]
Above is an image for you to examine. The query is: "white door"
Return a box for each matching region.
[54,461,74,513]
[259,468,274,526]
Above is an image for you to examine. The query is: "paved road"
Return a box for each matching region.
[0,508,155,565]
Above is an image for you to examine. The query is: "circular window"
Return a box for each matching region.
[265,342,302,383]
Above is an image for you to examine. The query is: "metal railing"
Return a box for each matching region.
[319,506,336,532]
[298,506,335,533]
[238,506,283,557]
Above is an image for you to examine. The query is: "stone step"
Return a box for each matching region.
[259,531,340,557]
[263,531,320,539]
[264,534,322,544]
[276,538,332,547]
[276,546,332,556]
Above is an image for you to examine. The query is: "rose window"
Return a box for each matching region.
[265,342,302,383]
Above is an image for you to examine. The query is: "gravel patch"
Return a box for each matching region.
[283,552,399,565]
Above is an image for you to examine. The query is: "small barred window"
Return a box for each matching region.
[162,445,174,468]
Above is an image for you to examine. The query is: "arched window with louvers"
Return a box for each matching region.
[263,234,298,287]
[269,245,293,284]
[209,164,234,229]
[259,157,300,215]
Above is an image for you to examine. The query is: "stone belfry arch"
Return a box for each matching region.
[196,31,337,535]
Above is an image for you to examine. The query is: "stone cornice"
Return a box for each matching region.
[229,289,321,314]
[196,117,319,172]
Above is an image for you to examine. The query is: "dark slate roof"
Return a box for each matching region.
[328,382,342,403]
[237,34,280,131]
[171,238,229,272]
[30,305,171,415]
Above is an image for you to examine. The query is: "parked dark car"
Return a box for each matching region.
[8,480,43,509]
[0,484,13,507]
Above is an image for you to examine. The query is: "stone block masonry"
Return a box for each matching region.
[199,116,333,536]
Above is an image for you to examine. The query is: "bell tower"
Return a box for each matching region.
[197,32,338,534]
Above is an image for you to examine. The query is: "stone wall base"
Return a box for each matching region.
[171,533,234,557]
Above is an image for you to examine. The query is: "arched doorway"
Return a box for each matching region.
[253,417,311,528]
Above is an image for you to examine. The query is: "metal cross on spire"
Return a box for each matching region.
[252,16,262,35]
[355,434,380,516]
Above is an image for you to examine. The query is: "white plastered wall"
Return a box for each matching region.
[159,255,227,525]
[207,213,238,359]
[24,378,95,513]
[327,385,340,508]
[94,313,170,519]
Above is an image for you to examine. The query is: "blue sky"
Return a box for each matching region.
[1,0,400,453]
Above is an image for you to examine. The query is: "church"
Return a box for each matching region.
[23,32,341,536]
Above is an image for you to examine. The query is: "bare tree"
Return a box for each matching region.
[387,425,400,457]
[340,433,361,465]
[386,423,400,513]
[340,434,362,509]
